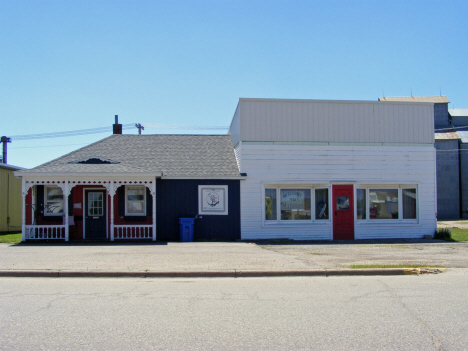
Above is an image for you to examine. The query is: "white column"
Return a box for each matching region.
[152,181,156,241]
[110,181,115,241]
[64,181,69,242]
[31,186,36,224]
[21,178,26,242]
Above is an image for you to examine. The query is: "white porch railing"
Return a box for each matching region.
[114,225,153,239]
[24,225,66,240]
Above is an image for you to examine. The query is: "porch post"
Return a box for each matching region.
[110,181,115,241]
[21,178,26,242]
[152,181,156,241]
[64,181,69,242]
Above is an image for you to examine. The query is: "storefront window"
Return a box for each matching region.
[315,188,329,220]
[265,188,277,220]
[403,188,417,219]
[280,189,311,220]
[369,189,399,219]
[356,189,366,220]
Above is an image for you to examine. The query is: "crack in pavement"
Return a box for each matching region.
[378,279,445,351]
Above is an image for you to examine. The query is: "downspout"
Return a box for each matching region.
[7,172,10,232]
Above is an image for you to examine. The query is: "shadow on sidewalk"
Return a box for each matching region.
[11,240,169,247]
[248,238,449,246]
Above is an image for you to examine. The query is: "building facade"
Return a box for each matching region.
[15,134,243,242]
[229,98,437,240]
[0,163,23,233]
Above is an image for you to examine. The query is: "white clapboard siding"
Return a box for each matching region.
[229,99,434,145]
[238,144,436,240]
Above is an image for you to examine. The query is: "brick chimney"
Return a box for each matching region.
[113,115,122,134]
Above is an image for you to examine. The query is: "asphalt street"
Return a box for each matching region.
[1,269,467,350]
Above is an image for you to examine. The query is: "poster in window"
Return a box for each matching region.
[336,196,350,211]
[198,185,228,215]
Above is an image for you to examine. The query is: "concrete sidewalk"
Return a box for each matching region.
[1,239,465,277]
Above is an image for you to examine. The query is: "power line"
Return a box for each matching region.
[435,126,468,132]
[10,143,89,150]
[7,123,229,141]
[9,124,135,140]
[144,123,228,130]
[436,149,468,152]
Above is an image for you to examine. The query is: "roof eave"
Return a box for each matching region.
[14,171,163,178]
[161,176,247,180]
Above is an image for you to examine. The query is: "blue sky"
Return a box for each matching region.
[1,0,467,168]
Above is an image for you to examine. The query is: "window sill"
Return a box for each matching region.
[124,215,147,221]
[263,221,331,228]
[356,220,420,226]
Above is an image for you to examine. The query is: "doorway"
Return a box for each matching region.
[84,189,107,240]
[332,185,354,240]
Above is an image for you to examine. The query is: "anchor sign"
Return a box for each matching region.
[199,186,228,214]
[206,192,220,207]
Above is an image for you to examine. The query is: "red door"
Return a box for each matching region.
[333,185,354,240]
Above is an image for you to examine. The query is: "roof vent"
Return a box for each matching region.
[71,157,119,165]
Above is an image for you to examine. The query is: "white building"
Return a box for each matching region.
[229,98,437,240]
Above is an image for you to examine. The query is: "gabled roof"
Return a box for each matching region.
[378,96,450,103]
[18,135,241,178]
[449,109,468,117]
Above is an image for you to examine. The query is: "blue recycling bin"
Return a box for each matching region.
[179,218,195,242]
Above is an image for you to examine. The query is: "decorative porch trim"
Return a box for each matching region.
[20,176,157,242]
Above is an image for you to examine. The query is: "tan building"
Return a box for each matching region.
[0,163,24,233]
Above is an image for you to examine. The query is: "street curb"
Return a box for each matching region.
[0,268,432,278]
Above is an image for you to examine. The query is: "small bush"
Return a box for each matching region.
[434,228,453,241]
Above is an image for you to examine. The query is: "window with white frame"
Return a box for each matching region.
[125,186,146,216]
[44,186,64,215]
[356,186,417,221]
[265,186,329,222]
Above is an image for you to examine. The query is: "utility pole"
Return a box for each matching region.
[1,136,11,164]
[135,123,144,135]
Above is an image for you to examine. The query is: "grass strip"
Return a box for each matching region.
[0,233,22,244]
[451,229,468,242]
[350,264,445,269]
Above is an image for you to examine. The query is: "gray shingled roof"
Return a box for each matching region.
[20,135,241,177]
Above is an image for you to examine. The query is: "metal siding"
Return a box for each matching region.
[156,179,241,241]
[237,99,433,144]
[461,144,468,218]
[238,143,436,240]
[452,116,468,127]
[435,140,460,219]
[434,103,450,128]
